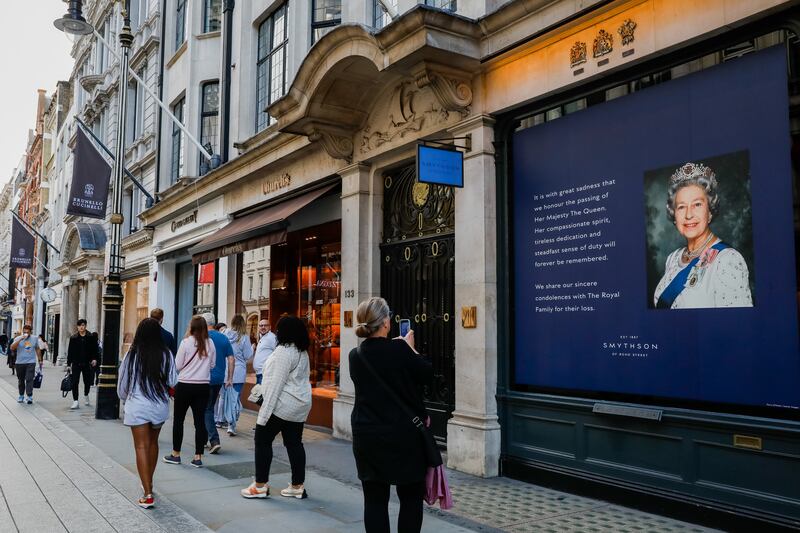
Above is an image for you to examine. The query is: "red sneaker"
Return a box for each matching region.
[138,495,155,509]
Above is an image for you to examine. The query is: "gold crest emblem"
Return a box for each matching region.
[618,19,637,46]
[570,41,587,68]
[593,29,613,58]
[412,182,430,207]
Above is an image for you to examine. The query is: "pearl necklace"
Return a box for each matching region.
[683,232,714,261]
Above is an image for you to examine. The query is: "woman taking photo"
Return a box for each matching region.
[241,316,311,500]
[163,315,216,468]
[349,297,432,533]
[224,314,254,435]
[118,318,178,508]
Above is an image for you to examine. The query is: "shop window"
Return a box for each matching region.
[237,245,270,323]
[170,96,185,183]
[122,278,149,356]
[195,261,217,316]
[175,0,187,51]
[204,0,222,33]
[256,4,288,132]
[199,81,220,173]
[311,0,341,43]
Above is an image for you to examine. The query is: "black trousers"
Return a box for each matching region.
[361,479,424,533]
[254,414,305,485]
[16,363,36,397]
[71,365,94,401]
[172,382,210,456]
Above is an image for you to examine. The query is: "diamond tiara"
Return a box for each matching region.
[669,162,715,185]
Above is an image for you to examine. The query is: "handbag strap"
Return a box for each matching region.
[178,350,199,372]
[357,346,425,430]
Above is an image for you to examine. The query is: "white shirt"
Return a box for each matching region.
[253,331,277,375]
[257,344,312,425]
[654,245,753,309]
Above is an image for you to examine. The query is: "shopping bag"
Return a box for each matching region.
[60,373,73,398]
[32,371,43,389]
[223,385,241,424]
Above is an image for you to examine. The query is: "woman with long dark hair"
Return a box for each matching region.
[241,316,312,500]
[164,315,216,468]
[117,318,178,509]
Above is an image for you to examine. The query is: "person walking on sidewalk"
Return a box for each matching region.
[38,335,50,364]
[150,308,177,356]
[118,318,178,509]
[203,312,234,454]
[241,316,312,500]
[7,331,18,375]
[224,314,253,436]
[349,297,433,533]
[164,315,215,468]
[67,319,100,409]
[0,333,8,355]
[253,319,277,385]
[10,325,43,404]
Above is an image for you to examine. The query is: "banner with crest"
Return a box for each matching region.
[66,128,111,219]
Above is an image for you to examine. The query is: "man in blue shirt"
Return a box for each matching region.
[10,325,42,404]
[202,313,234,454]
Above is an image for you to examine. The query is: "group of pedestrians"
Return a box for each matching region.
[55,295,437,532]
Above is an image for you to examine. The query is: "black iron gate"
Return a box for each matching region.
[380,165,455,444]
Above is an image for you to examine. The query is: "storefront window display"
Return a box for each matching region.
[270,220,341,426]
[122,277,149,356]
[237,245,270,342]
[195,261,216,316]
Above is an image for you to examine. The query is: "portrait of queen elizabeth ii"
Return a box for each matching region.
[652,161,753,309]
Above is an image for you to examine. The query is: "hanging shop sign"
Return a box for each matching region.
[512,46,799,416]
[10,217,35,269]
[66,128,111,219]
[417,144,463,187]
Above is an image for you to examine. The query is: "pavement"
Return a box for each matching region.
[0,359,720,532]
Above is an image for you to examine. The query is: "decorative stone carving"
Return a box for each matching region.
[80,73,105,93]
[414,65,472,116]
[359,81,454,155]
[309,128,354,163]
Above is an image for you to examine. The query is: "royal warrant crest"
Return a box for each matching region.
[593,29,613,58]
[570,41,587,68]
[618,19,637,46]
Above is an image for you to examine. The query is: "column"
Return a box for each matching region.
[332,163,381,440]
[57,280,73,365]
[446,115,502,477]
[86,277,102,334]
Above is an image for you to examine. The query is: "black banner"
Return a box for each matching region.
[67,128,111,219]
[10,217,35,269]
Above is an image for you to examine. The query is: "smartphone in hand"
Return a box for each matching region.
[399,319,411,338]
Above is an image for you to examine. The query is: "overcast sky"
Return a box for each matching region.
[0,2,75,185]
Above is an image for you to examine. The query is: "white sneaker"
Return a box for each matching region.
[280,484,308,499]
[70,401,79,410]
[241,482,269,499]
[84,396,91,406]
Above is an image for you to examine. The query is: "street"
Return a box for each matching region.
[0,360,718,533]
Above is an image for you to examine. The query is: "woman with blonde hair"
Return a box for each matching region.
[163,315,216,468]
[349,297,432,533]
[224,314,254,435]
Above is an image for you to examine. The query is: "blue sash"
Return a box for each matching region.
[656,242,729,309]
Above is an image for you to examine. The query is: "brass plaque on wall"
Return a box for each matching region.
[461,306,477,328]
[343,311,353,328]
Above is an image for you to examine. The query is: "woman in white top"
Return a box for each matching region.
[224,314,254,435]
[118,318,178,509]
[241,315,312,500]
[654,162,753,309]
[163,315,216,468]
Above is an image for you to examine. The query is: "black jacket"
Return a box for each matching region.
[160,326,177,356]
[349,337,433,484]
[67,333,100,368]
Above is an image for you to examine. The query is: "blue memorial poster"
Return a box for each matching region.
[512,46,800,412]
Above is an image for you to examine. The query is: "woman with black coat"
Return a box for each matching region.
[349,297,433,533]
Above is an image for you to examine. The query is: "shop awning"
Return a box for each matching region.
[189,184,337,264]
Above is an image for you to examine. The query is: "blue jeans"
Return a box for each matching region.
[205,384,222,445]
[229,383,244,432]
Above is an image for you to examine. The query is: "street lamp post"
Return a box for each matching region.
[94,8,133,420]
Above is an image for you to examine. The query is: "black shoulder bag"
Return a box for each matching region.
[357,347,443,468]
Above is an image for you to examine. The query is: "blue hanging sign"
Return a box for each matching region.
[417,144,464,187]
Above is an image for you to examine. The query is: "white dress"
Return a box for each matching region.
[653,245,753,309]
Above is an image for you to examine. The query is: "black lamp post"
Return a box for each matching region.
[55,0,131,419]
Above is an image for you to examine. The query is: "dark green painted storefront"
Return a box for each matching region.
[495,9,800,531]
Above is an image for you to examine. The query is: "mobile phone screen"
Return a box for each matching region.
[399,319,411,337]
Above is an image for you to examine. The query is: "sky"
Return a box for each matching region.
[0,2,75,185]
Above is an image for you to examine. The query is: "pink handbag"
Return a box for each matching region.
[424,418,453,509]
